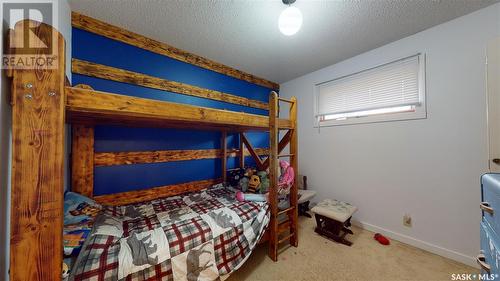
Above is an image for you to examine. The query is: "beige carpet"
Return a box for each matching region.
[228,217,476,281]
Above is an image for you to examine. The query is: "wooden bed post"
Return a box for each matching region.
[8,20,66,281]
[239,133,245,168]
[71,125,95,197]
[221,131,227,185]
[268,92,279,261]
[289,96,299,247]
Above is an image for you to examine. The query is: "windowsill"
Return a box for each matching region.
[314,106,427,127]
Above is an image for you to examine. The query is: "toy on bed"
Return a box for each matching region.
[228,168,245,188]
[278,160,294,195]
[62,263,69,280]
[235,167,253,191]
[236,160,294,203]
[235,167,268,202]
[237,168,270,193]
[258,170,270,193]
[237,167,260,192]
[236,191,268,202]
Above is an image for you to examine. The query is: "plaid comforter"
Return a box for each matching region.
[70,184,270,281]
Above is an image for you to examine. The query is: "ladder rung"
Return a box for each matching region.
[278,97,294,104]
[278,233,295,244]
[278,154,294,158]
[278,206,295,216]
[278,220,291,234]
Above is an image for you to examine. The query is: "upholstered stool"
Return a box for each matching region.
[311,199,358,246]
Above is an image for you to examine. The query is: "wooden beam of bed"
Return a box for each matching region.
[66,86,293,130]
[94,147,269,167]
[72,125,95,197]
[289,96,299,247]
[9,20,65,281]
[72,59,269,110]
[93,178,222,206]
[262,130,293,169]
[71,12,279,91]
[221,132,227,184]
[268,92,279,261]
[240,133,266,170]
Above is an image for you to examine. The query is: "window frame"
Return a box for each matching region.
[313,53,427,127]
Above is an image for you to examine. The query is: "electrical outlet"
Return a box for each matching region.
[403,214,412,227]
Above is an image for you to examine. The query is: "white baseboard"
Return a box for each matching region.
[352,220,478,269]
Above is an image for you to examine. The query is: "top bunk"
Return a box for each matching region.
[65,12,292,132]
[66,85,294,131]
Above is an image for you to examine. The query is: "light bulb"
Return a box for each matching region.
[278,6,302,36]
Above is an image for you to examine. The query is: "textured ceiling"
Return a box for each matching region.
[68,0,499,84]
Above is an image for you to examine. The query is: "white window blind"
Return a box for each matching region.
[316,55,422,117]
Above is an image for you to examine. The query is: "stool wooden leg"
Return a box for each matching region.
[314,214,354,246]
[299,201,312,218]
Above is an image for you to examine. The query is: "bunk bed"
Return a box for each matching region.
[7,20,298,280]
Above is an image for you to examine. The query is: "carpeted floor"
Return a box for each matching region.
[228,216,476,281]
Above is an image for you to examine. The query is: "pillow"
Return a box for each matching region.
[63,222,92,256]
[63,192,101,256]
[64,191,102,226]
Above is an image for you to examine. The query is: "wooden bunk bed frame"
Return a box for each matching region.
[7,19,298,280]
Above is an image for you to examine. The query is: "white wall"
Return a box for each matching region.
[0,1,71,279]
[281,3,500,267]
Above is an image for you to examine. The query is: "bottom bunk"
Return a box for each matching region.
[64,184,270,281]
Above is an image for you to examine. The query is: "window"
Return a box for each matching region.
[314,54,426,126]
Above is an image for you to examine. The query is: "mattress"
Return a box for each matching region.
[70,184,270,281]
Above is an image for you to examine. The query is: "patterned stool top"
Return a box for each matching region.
[311,199,357,222]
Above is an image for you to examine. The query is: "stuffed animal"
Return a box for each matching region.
[248,175,261,193]
[257,171,270,193]
[228,168,245,187]
[278,160,294,195]
[62,262,70,280]
[244,167,256,178]
[238,177,249,192]
[238,167,258,192]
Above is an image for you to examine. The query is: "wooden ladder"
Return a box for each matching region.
[267,91,299,261]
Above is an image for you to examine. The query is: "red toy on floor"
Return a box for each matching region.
[374,233,390,245]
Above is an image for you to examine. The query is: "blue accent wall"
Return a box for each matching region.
[72,28,272,196]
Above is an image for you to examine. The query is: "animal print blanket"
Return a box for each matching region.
[70,184,270,281]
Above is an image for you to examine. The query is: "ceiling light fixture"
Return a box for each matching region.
[279,0,302,36]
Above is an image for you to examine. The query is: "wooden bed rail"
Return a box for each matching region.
[8,20,66,281]
[93,178,223,206]
[65,86,293,131]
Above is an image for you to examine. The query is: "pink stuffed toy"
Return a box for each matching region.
[278,160,294,195]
